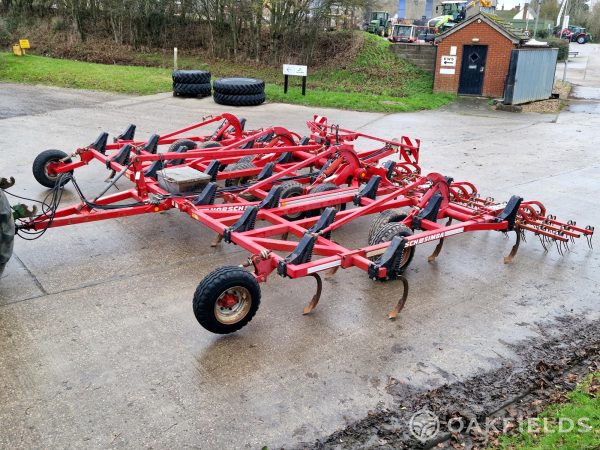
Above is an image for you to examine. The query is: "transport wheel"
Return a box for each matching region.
[0,189,15,277]
[306,182,346,217]
[193,266,261,334]
[213,78,265,95]
[213,92,266,107]
[224,160,256,187]
[32,149,72,188]
[368,222,415,273]
[172,70,211,84]
[168,139,197,165]
[279,181,305,221]
[368,207,412,243]
[577,36,586,44]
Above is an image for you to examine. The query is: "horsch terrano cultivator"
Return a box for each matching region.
[0,114,594,334]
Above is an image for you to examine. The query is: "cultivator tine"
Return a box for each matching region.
[211,233,224,248]
[388,275,409,320]
[504,229,521,264]
[303,273,323,315]
[586,226,594,249]
[428,218,452,263]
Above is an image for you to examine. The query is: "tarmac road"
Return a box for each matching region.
[1,66,599,448]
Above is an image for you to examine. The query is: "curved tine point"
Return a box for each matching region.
[303,273,323,315]
[504,229,521,264]
[388,275,409,319]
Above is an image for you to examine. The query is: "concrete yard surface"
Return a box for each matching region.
[1,49,600,448]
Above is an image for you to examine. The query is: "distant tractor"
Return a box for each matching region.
[367,11,392,37]
[428,0,493,32]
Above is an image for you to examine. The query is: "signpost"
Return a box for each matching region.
[282,64,308,96]
[13,39,30,56]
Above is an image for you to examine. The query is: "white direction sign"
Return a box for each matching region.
[283,64,308,77]
[441,55,457,67]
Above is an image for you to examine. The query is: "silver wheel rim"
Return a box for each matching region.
[214,286,252,325]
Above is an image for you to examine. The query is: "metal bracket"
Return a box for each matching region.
[203,160,221,182]
[353,175,380,205]
[277,233,317,277]
[116,124,136,142]
[224,206,258,243]
[106,144,132,168]
[494,195,523,231]
[90,132,109,154]
[368,236,408,280]
[142,134,159,154]
[383,161,396,180]
[193,182,218,206]
[258,185,282,209]
[412,192,442,230]
[256,162,275,182]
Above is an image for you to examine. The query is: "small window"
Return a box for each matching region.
[469,52,479,63]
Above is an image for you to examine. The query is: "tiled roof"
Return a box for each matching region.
[436,12,529,44]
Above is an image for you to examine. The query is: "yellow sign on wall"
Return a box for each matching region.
[19,39,30,49]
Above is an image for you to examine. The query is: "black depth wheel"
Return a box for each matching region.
[368,222,415,274]
[368,207,412,243]
[32,149,72,188]
[279,181,305,221]
[193,266,261,334]
[168,139,197,165]
[0,189,15,277]
[224,160,256,187]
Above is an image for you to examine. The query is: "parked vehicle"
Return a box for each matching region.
[367,11,392,37]
[553,25,592,43]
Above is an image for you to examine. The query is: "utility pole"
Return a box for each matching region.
[533,0,541,38]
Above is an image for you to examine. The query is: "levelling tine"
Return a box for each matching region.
[303,273,323,315]
[504,228,521,264]
[388,275,409,320]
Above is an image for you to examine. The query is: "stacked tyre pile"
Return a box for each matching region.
[213,78,266,107]
[173,70,212,98]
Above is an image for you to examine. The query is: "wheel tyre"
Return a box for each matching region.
[306,182,346,217]
[172,82,212,97]
[577,36,585,44]
[168,139,197,165]
[213,78,265,95]
[193,266,261,334]
[279,181,305,221]
[213,92,266,107]
[0,190,15,278]
[368,207,412,243]
[368,222,415,274]
[32,149,72,188]
[224,160,256,187]
[172,70,211,84]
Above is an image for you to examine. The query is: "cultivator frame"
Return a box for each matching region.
[6,113,594,334]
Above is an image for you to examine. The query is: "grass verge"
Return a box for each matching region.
[492,373,599,449]
[0,33,454,112]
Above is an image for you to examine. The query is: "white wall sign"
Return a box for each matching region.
[441,55,457,67]
[450,46,457,56]
[440,68,456,75]
[283,64,308,76]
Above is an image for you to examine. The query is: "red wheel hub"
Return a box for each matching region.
[218,293,238,308]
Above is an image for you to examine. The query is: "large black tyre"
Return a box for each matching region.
[368,207,412,243]
[213,78,265,95]
[173,82,212,97]
[172,70,211,84]
[168,139,197,165]
[577,35,586,44]
[279,181,305,221]
[0,189,15,278]
[224,160,256,187]
[193,266,261,334]
[32,149,72,188]
[368,222,415,274]
[306,182,346,217]
[213,92,266,107]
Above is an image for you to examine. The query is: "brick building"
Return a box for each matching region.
[433,13,527,97]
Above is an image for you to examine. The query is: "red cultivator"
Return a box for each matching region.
[1,114,594,334]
